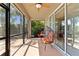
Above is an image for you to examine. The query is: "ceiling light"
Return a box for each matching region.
[35,3,42,9]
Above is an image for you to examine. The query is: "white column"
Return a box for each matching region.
[64,3,67,54]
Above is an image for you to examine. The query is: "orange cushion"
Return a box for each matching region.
[42,37,49,44]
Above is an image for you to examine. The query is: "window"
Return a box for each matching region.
[0,6,6,55]
[50,15,55,31]
[67,3,79,56]
[55,5,65,50]
[10,4,23,35]
[25,17,28,33]
[10,4,23,56]
[25,17,28,38]
[0,3,28,56]
[0,7,5,38]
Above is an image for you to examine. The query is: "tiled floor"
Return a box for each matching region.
[0,39,5,55]
[0,38,63,56]
[25,38,39,56]
[38,39,63,56]
[12,38,39,56]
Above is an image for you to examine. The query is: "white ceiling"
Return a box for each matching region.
[15,3,60,20]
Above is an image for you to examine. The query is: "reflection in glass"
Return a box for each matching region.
[55,6,65,50]
[67,19,73,46]
[67,3,79,56]
[25,18,28,40]
[50,15,55,31]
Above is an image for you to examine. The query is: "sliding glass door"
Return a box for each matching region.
[55,5,65,50]
[67,3,79,56]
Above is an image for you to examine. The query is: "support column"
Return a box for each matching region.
[5,4,10,56]
[27,20,31,38]
[23,15,25,44]
[72,18,75,47]
[64,3,67,54]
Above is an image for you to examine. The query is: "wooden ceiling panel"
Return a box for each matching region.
[15,3,60,20]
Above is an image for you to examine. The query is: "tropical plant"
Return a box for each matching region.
[31,20,44,36]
